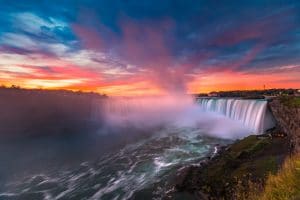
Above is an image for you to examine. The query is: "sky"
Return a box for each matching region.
[0,0,299,96]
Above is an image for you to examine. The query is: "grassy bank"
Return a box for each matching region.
[279,96,300,108]
[247,154,300,200]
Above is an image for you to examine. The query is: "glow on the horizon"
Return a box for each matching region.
[188,70,300,94]
[1,69,299,96]
[0,53,299,95]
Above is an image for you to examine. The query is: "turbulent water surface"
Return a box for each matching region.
[1,127,231,200]
[0,97,273,200]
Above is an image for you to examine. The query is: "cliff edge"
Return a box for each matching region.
[172,96,300,200]
[269,97,300,153]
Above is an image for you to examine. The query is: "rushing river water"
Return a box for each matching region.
[0,127,231,200]
[0,97,274,200]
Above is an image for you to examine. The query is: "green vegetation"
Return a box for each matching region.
[197,89,298,98]
[211,135,281,178]
[256,154,300,200]
[279,96,300,107]
[237,154,300,200]
[178,135,289,199]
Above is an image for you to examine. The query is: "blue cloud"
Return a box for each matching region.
[0,0,299,75]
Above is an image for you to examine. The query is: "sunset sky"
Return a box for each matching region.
[0,0,299,96]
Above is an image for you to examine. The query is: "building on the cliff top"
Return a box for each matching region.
[208,92,218,97]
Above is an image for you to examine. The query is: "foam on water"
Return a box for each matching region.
[1,127,231,200]
[0,95,276,199]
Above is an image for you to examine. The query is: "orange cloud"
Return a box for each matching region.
[188,69,300,94]
[0,52,103,90]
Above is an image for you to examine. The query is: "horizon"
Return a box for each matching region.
[0,1,300,96]
[0,84,298,97]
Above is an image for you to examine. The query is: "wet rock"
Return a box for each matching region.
[174,166,193,191]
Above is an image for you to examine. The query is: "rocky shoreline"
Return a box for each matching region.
[164,97,300,200]
[168,128,289,200]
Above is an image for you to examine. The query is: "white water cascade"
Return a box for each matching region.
[197,98,276,134]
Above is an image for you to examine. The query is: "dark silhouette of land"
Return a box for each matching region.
[0,86,107,138]
[196,88,299,99]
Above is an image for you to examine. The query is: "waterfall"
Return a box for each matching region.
[196,98,275,134]
[91,96,276,136]
[91,96,196,127]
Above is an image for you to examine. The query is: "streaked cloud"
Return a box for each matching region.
[0,1,299,95]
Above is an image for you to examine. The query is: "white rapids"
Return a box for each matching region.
[196,98,276,134]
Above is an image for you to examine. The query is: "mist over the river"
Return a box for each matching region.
[0,90,250,181]
[1,89,271,199]
[97,95,251,139]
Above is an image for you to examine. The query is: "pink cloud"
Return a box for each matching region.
[72,18,197,94]
[73,25,104,51]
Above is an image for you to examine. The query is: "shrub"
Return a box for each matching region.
[259,154,300,200]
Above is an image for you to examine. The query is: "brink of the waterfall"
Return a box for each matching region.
[196,98,276,134]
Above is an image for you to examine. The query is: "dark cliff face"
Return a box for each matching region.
[269,98,300,153]
[0,89,109,185]
[0,89,105,139]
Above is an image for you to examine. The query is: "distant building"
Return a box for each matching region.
[208,92,218,97]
